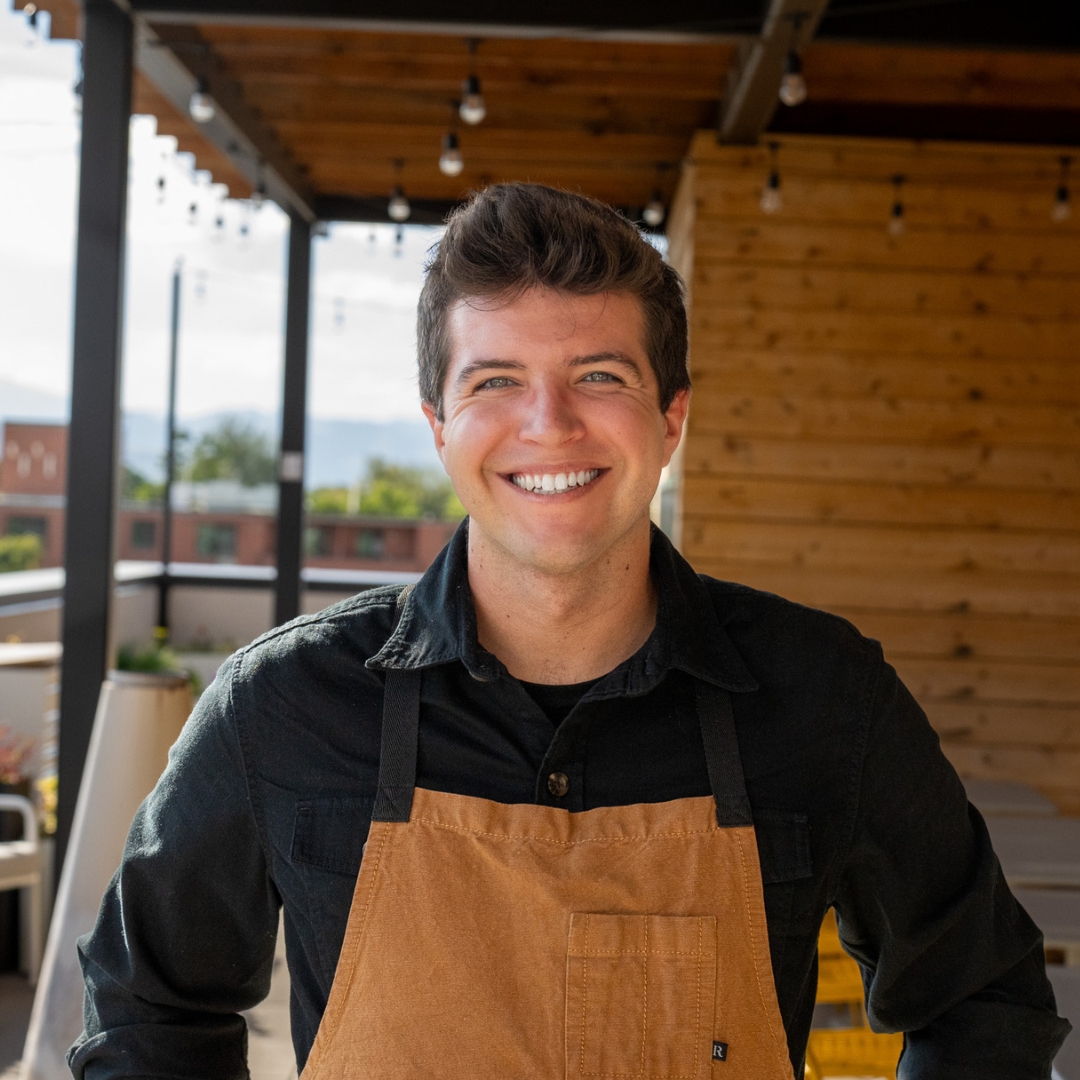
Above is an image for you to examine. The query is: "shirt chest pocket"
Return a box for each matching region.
[290,795,374,984]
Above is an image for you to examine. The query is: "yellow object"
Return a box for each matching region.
[808,913,903,1079]
[805,1028,904,1080]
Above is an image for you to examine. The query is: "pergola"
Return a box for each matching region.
[17,0,1080,870]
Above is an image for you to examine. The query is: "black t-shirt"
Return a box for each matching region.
[519,677,600,727]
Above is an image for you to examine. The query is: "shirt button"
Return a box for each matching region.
[547,772,570,798]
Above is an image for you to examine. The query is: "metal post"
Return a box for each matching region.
[274,214,312,626]
[56,0,133,877]
[157,261,181,633]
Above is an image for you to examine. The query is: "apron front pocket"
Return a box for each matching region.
[565,912,717,1080]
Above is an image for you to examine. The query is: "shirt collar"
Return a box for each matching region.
[368,518,758,695]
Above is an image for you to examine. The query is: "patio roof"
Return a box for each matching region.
[21,0,1080,223]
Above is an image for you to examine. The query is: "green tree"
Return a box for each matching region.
[122,465,164,505]
[306,487,348,514]
[0,534,42,573]
[185,418,276,486]
[305,461,465,520]
[357,459,465,520]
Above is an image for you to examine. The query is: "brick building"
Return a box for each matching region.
[1,422,456,574]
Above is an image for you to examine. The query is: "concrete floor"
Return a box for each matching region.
[0,920,297,1080]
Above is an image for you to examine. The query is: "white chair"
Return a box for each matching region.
[0,793,44,984]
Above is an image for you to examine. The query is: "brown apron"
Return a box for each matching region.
[300,671,795,1080]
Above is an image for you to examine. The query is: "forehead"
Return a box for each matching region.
[444,288,647,366]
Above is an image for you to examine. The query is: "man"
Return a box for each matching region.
[72,184,1068,1078]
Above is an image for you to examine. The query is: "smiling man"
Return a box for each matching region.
[72,184,1068,1079]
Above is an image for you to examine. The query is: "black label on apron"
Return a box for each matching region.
[712,1041,728,1061]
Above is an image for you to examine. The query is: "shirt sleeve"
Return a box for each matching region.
[68,657,281,1079]
[832,652,1071,1079]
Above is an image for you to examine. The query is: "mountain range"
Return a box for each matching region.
[0,377,442,488]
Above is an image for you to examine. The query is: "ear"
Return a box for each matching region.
[660,388,690,468]
[421,401,447,464]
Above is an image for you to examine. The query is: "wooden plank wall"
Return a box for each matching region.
[670,132,1080,812]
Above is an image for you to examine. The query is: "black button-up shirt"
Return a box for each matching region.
[72,523,1070,1078]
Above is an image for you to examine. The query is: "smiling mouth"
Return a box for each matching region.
[509,469,601,495]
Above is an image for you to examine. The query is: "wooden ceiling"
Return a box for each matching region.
[157,25,735,209]
[15,0,1080,219]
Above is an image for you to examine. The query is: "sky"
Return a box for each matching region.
[0,1,440,425]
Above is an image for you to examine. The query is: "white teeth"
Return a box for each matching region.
[511,469,601,494]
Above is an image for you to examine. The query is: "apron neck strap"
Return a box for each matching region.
[373,668,753,829]
[695,681,753,828]
[372,667,421,822]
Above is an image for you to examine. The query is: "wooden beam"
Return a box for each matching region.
[132,20,318,221]
[717,0,830,145]
[127,0,762,42]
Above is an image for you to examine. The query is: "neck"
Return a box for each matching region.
[466,519,657,684]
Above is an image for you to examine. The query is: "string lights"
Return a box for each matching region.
[388,159,411,222]
[760,142,782,214]
[188,79,216,124]
[1052,156,1072,223]
[459,40,486,125]
[779,51,807,107]
[439,129,464,177]
[888,173,905,236]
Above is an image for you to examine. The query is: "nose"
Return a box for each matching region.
[519,383,585,445]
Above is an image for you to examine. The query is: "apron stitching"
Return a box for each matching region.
[735,827,789,1070]
[693,917,703,1080]
[579,914,590,1078]
[639,916,649,1078]
[412,817,715,844]
[313,821,390,1069]
[574,949,705,957]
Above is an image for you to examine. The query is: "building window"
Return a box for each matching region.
[131,520,157,551]
[304,526,333,557]
[196,522,237,561]
[6,516,47,543]
[355,529,384,559]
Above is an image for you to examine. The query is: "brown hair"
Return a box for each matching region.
[417,183,690,419]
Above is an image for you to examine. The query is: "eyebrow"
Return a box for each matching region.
[455,352,643,387]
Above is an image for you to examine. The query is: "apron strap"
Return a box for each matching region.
[372,588,422,823]
[372,668,421,822]
[695,681,754,828]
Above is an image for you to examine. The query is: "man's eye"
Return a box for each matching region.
[477,376,515,390]
[581,371,620,384]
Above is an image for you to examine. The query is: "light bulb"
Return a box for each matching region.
[251,181,266,209]
[888,203,905,236]
[760,172,782,214]
[779,52,807,107]
[189,81,216,124]
[439,132,464,177]
[643,192,666,227]
[460,75,486,125]
[1052,185,1071,222]
[388,185,411,222]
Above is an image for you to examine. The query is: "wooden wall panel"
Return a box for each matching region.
[677,133,1080,812]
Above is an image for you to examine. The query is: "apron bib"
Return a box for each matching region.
[300,672,794,1080]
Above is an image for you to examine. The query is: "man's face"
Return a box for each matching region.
[423,287,688,577]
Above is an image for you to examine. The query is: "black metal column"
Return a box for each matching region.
[56,0,133,875]
[157,262,181,633]
[274,214,312,626]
